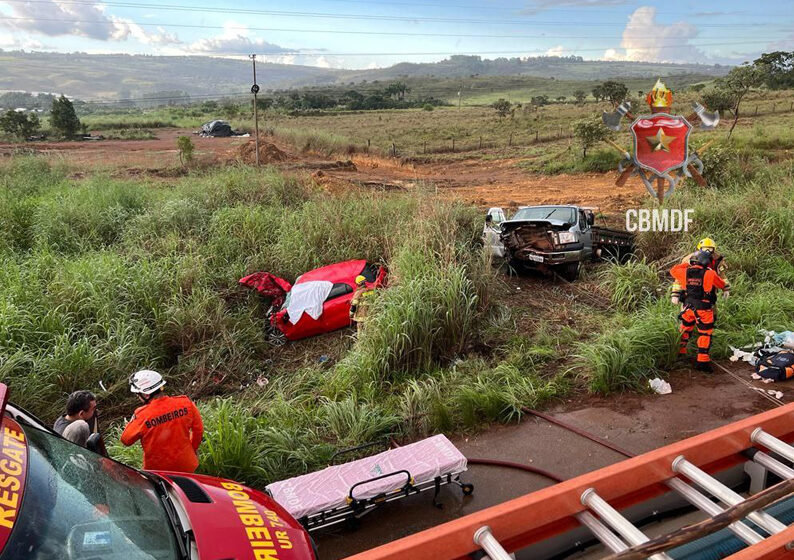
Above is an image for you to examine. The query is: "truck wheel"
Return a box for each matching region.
[560,262,580,281]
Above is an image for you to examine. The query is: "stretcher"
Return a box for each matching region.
[266,434,474,531]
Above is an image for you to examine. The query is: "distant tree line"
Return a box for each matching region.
[256,81,448,112]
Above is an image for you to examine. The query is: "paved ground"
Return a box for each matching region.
[314,365,785,559]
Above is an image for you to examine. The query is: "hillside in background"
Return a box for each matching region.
[0,50,730,101]
[344,55,729,81]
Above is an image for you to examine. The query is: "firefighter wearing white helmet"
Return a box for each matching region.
[121,369,204,473]
[350,275,374,332]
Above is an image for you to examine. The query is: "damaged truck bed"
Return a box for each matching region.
[484,205,634,280]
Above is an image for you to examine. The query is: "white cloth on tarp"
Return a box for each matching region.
[266,434,468,520]
[286,280,333,324]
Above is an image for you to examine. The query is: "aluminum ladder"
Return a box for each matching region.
[471,427,794,559]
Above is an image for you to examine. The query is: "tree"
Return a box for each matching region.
[599,80,629,106]
[0,110,40,138]
[701,88,734,115]
[689,83,706,93]
[176,136,194,166]
[221,100,240,117]
[573,90,587,105]
[591,85,604,101]
[708,63,765,137]
[255,98,273,111]
[753,51,794,89]
[531,95,549,108]
[491,98,512,120]
[556,95,566,103]
[573,117,610,158]
[385,81,410,100]
[50,95,80,138]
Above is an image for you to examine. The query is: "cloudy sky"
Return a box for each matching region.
[0,0,791,69]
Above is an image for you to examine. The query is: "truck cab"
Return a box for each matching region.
[484,205,595,280]
[0,384,317,560]
[483,205,632,281]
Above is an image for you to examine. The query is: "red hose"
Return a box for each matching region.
[466,457,565,483]
[391,437,565,482]
[523,407,636,458]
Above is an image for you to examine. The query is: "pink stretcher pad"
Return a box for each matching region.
[266,434,468,520]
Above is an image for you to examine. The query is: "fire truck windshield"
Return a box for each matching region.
[0,423,180,560]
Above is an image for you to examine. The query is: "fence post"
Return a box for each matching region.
[755,106,758,116]
[452,137,455,152]
[367,139,370,154]
[508,132,513,147]
[535,130,539,142]
[391,142,396,157]
[423,141,426,154]
[772,103,776,113]
[790,102,793,112]
[479,136,482,149]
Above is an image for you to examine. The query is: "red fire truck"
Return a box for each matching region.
[0,383,317,560]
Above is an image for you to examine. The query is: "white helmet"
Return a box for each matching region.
[129,370,166,395]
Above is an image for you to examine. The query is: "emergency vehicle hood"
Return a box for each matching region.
[156,471,315,560]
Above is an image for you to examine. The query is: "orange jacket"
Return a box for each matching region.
[121,395,204,473]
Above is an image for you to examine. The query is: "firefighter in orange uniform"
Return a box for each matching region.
[670,250,730,372]
[121,370,204,473]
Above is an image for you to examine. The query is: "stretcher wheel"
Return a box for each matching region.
[461,483,474,496]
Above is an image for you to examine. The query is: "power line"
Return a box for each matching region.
[0,14,777,33]
[0,0,782,27]
[1,17,784,38]
[284,0,794,18]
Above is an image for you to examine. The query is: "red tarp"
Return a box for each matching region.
[239,272,292,308]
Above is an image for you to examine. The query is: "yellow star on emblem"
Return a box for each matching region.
[645,128,675,152]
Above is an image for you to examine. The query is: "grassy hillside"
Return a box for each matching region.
[0,50,727,101]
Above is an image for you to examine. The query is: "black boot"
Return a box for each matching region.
[693,361,713,373]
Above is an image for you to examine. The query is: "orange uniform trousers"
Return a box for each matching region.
[678,307,715,363]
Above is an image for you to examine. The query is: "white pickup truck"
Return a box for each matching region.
[484,205,634,280]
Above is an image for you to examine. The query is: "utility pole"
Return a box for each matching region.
[249,53,260,167]
[457,90,462,109]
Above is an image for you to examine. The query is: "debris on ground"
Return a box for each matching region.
[763,330,794,349]
[235,138,289,165]
[649,378,672,395]
[297,160,357,171]
[730,329,794,383]
[752,349,794,383]
[197,120,244,137]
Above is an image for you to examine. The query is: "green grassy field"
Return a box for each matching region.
[2,134,793,487]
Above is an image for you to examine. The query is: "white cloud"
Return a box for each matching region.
[0,33,45,50]
[603,6,702,63]
[110,18,180,45]
[0,0,180,44]
[544,45,569,57]
[184,21,289,55]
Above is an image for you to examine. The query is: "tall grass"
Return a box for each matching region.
[4,156,565,487]
[579,163,794,393]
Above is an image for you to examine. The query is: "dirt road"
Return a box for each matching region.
[1,129,645,211]
[315,365,786,559]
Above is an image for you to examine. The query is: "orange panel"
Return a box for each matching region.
[723,525,794,560]
[346,403,794,560]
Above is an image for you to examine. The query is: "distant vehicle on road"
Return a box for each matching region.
[484,205,634,280]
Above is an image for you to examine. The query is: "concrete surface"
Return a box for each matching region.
[314,365,785,559]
